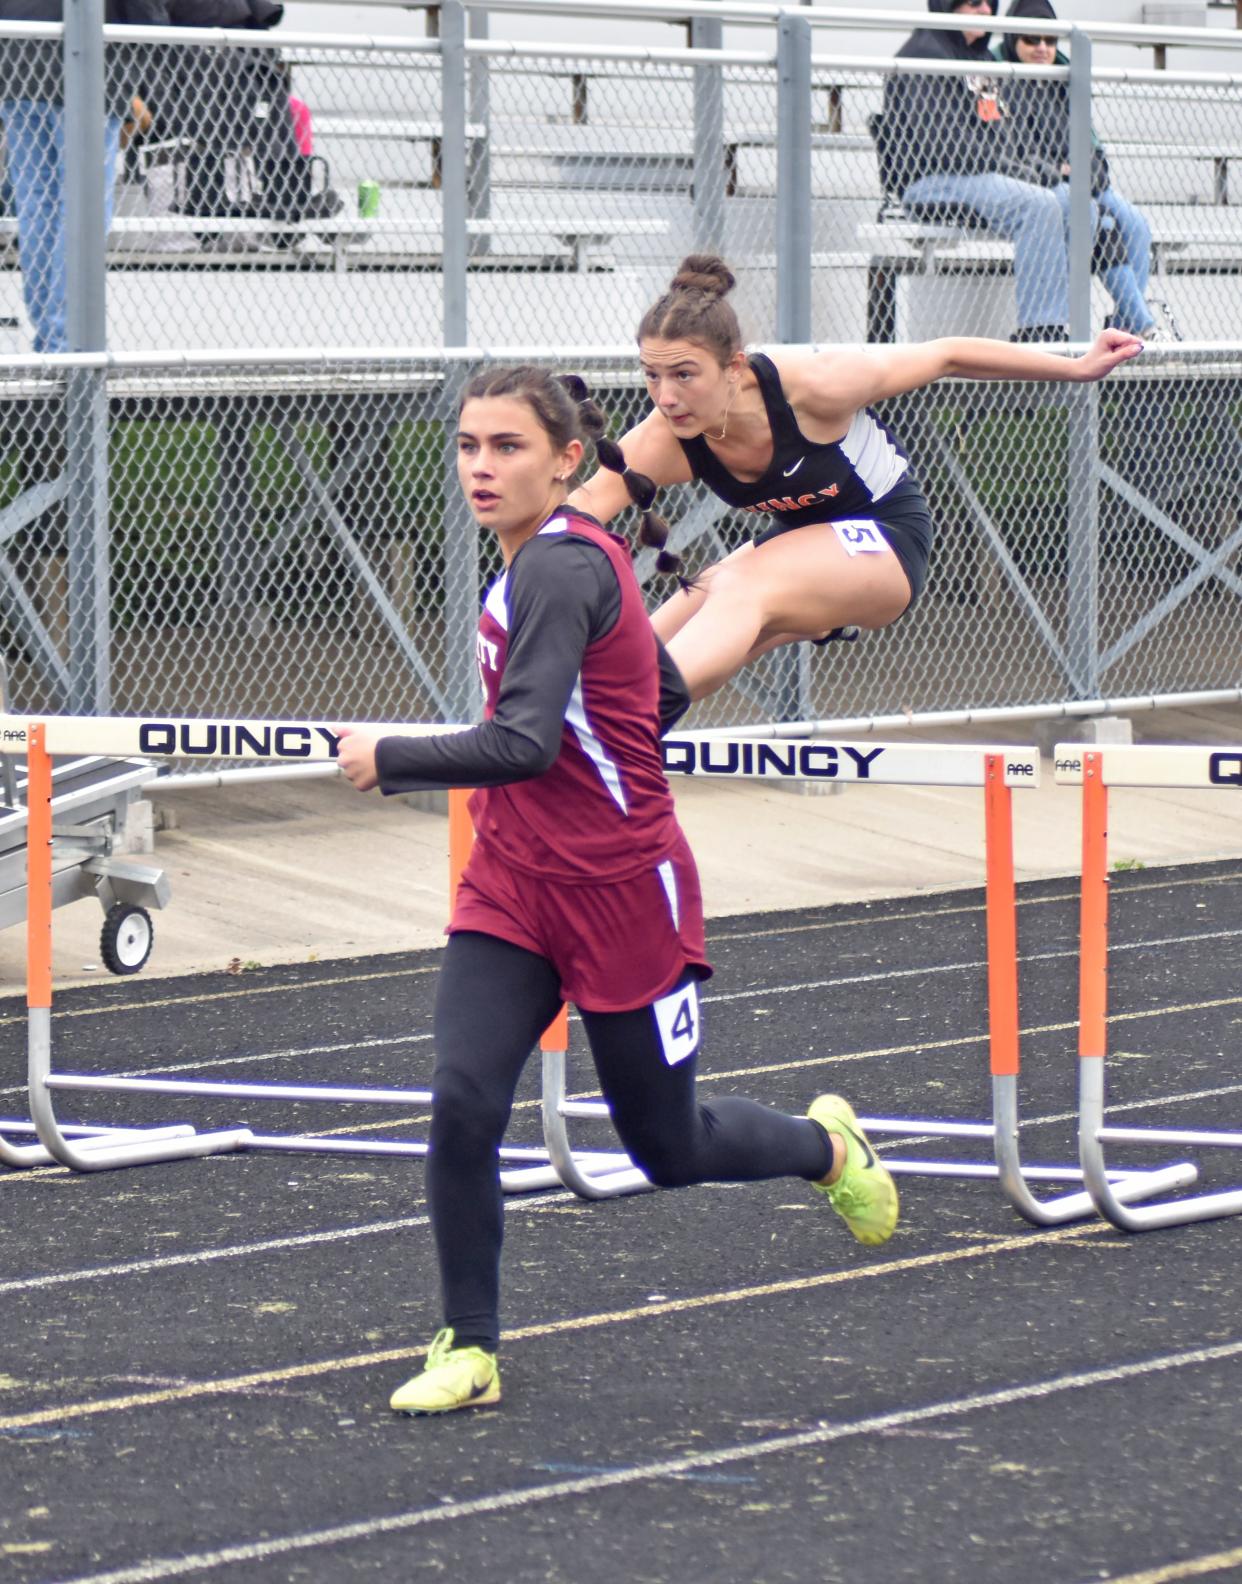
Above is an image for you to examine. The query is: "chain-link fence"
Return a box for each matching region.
[0,5,1240,737]
[2,344,1239,733]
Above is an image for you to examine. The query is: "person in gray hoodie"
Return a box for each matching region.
[880,0,1072,340]
[996,0,1167,336]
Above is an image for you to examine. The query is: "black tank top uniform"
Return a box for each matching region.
[676,352,934,604]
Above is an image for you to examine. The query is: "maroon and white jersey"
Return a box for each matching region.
[470,512,680,881]
[375,508,689,885]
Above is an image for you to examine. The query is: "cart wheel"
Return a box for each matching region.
[99,904,154,975]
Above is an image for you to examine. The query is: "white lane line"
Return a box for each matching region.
[0,1216,430,1297]
[702,927,1242,1011]
[0,1193,567,1298]
[710,866,1242,944]
[45,1335,1242,1584]
[0,1033,433,1101]
[5,925,1238,1103]
[0,961,440,1025]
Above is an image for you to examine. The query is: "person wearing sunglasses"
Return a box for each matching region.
[881,0,1075,342]
[995,0,1172,340]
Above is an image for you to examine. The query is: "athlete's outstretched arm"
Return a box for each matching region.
[805,329,1143,414]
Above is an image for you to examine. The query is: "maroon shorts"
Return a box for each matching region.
[449,833,712,1013]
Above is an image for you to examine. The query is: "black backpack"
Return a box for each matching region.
[145,13,341,229]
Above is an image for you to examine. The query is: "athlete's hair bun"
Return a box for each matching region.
[670,254,736,299]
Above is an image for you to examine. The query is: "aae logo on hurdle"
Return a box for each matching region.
[1053,743,1242,788]
[662,737,1040,787]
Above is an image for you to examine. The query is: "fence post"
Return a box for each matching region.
[691,12,726,254]
[63,0,110,713]
[467,6,491,257]
[429,4,475,721]
[1067,28,1093,343]
[775,11,812,344]
[1065,28,1100,699]
[439,366,479,724]
[439,0,469,344]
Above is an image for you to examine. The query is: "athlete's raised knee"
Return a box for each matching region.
[430,1066,511,1154]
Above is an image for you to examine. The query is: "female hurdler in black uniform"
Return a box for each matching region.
[336,366,899,1415]
[570,254,1143,704]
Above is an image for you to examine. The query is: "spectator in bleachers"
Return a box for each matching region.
[881,0,1073,341]
[996,0,1169,338]
[0,0,173,353]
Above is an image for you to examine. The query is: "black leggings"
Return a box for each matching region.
[428,931,833,1351]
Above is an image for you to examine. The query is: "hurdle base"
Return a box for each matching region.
[540,1049,654,1200]
[992,1076,1199,1226]
[1080,1055,1242,1232]
[0,1121,199,1170]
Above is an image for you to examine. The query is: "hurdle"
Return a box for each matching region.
[1056,743,1242,1232]
[1,714,1191,1223]
[536,734,1193,1219]
[2,714,584,1189]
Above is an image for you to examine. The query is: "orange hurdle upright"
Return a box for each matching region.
[1063,744,1242,1233]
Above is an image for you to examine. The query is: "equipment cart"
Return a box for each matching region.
[0,750,169,975]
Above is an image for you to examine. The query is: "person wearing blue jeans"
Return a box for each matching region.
[901,168,1069,333]
[0,103,122,352]
[0,1,171,353]
[997,0,1167,338]
[1052,181,1155,334]
[882,0,1072,341]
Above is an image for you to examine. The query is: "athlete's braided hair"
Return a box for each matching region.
[458,364,686,584]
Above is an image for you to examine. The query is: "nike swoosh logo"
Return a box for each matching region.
[843,1122,878,1169]
[782,457,805,477]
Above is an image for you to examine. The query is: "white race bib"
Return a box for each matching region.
[832,520,890,557]
[653,980,700,1067]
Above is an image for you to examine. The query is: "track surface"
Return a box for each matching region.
[3,860,1242,1584]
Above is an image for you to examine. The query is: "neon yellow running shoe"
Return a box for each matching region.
[808,1094,899,1247]
[389,1328,500,1415]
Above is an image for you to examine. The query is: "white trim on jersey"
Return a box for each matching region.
[656,858,680,928]
[483,572,510,631]
[483,519,568,631]
[839,409,908,501]
[565,677,629,814]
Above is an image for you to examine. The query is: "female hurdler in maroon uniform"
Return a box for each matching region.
[337,365,899,1415]
[571,254,1143,705]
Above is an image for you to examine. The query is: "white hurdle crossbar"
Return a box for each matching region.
[1056,743,1242,1232]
